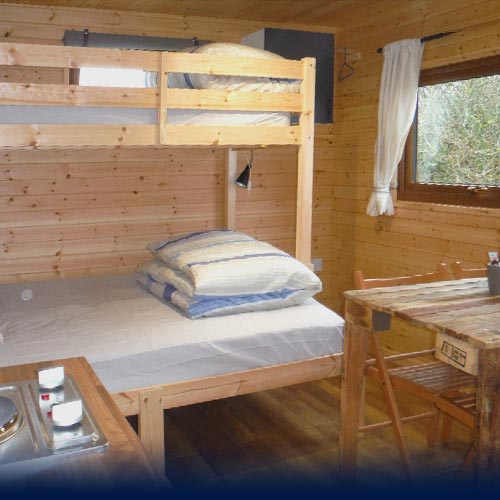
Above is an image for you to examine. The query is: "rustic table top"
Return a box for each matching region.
[0,357,167,490]
[344,278,500,349]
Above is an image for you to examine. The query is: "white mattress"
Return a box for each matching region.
[0,106,291,126]
[0,275,344,393]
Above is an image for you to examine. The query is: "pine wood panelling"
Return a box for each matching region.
[0,1,339,31]
[0,146,223,282]
[0,174,221,196]
[0,3,258,42]
[0,217,219,244]
[0,135,333,305]
[0,193,223,214]
[0,20,66,41]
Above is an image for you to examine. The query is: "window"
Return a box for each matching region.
[64,30,209,88]
[78,67,147,88]
[398,55,500,208]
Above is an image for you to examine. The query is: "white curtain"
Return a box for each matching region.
[367,38,424,216]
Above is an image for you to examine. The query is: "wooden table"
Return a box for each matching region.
[340,278,500,482]
[0,357,168,490]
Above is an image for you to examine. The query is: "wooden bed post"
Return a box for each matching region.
[225,148,237,230]
[296,57,316,267]
[138,387,165,475]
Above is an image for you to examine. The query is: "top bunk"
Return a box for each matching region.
[0,42,316,150]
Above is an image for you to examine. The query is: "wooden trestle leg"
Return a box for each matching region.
[339,320,369,480]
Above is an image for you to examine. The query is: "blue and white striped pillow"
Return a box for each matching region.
[137,259,197,297]
[146,230,321,297]
[136,273,315,319]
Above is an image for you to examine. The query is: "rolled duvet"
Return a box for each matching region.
[146,42,300,93]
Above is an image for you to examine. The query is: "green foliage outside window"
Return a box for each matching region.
[416,74,500,186]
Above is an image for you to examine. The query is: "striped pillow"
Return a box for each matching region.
[146,230,321,297]
[137,259,197,297]
[136,273,315,319]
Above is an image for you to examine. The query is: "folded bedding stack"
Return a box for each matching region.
[136,230,322,319]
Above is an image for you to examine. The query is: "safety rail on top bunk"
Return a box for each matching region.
[0,42,316,149]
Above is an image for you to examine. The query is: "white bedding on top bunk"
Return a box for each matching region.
[0,275,344,393]
[154,43,301,94]
[0,106,291,126]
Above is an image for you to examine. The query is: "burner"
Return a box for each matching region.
[0,376,107,472]
[0,395,23,444]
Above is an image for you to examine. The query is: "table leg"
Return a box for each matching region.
[475,347,500,482]
[339,319,369,479]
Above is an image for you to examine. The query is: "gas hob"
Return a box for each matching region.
[0,373,108,476]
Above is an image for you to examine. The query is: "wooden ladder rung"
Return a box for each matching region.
[359,411,436,432]
[365,349,436,367]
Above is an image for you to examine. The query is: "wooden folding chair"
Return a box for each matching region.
[354,264,477,476]
[451,261,487,279]
[433,390,476,475]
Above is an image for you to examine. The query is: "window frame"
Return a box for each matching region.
[398,54,500,209]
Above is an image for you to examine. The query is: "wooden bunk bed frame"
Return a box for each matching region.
[0,42,342,473]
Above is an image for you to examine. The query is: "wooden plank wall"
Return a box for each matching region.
[330,0,500,313]
[0,3,335,307]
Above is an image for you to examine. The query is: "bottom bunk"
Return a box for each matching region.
[0,273,344,472]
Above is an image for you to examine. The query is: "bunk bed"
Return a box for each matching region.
[0,41,343,473]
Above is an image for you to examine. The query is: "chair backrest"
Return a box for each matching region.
[354,263,450,290]
[451,261,486,280]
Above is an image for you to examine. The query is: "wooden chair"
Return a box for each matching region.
[433,390,476,475]
[355,264,477,477]
[434,391,475,442]
[451,261,487,279]
[354,262,451,290]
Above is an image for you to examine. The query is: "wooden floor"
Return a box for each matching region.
[128,377,472,489]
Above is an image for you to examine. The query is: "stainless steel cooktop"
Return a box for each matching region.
[0,372,108,477]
